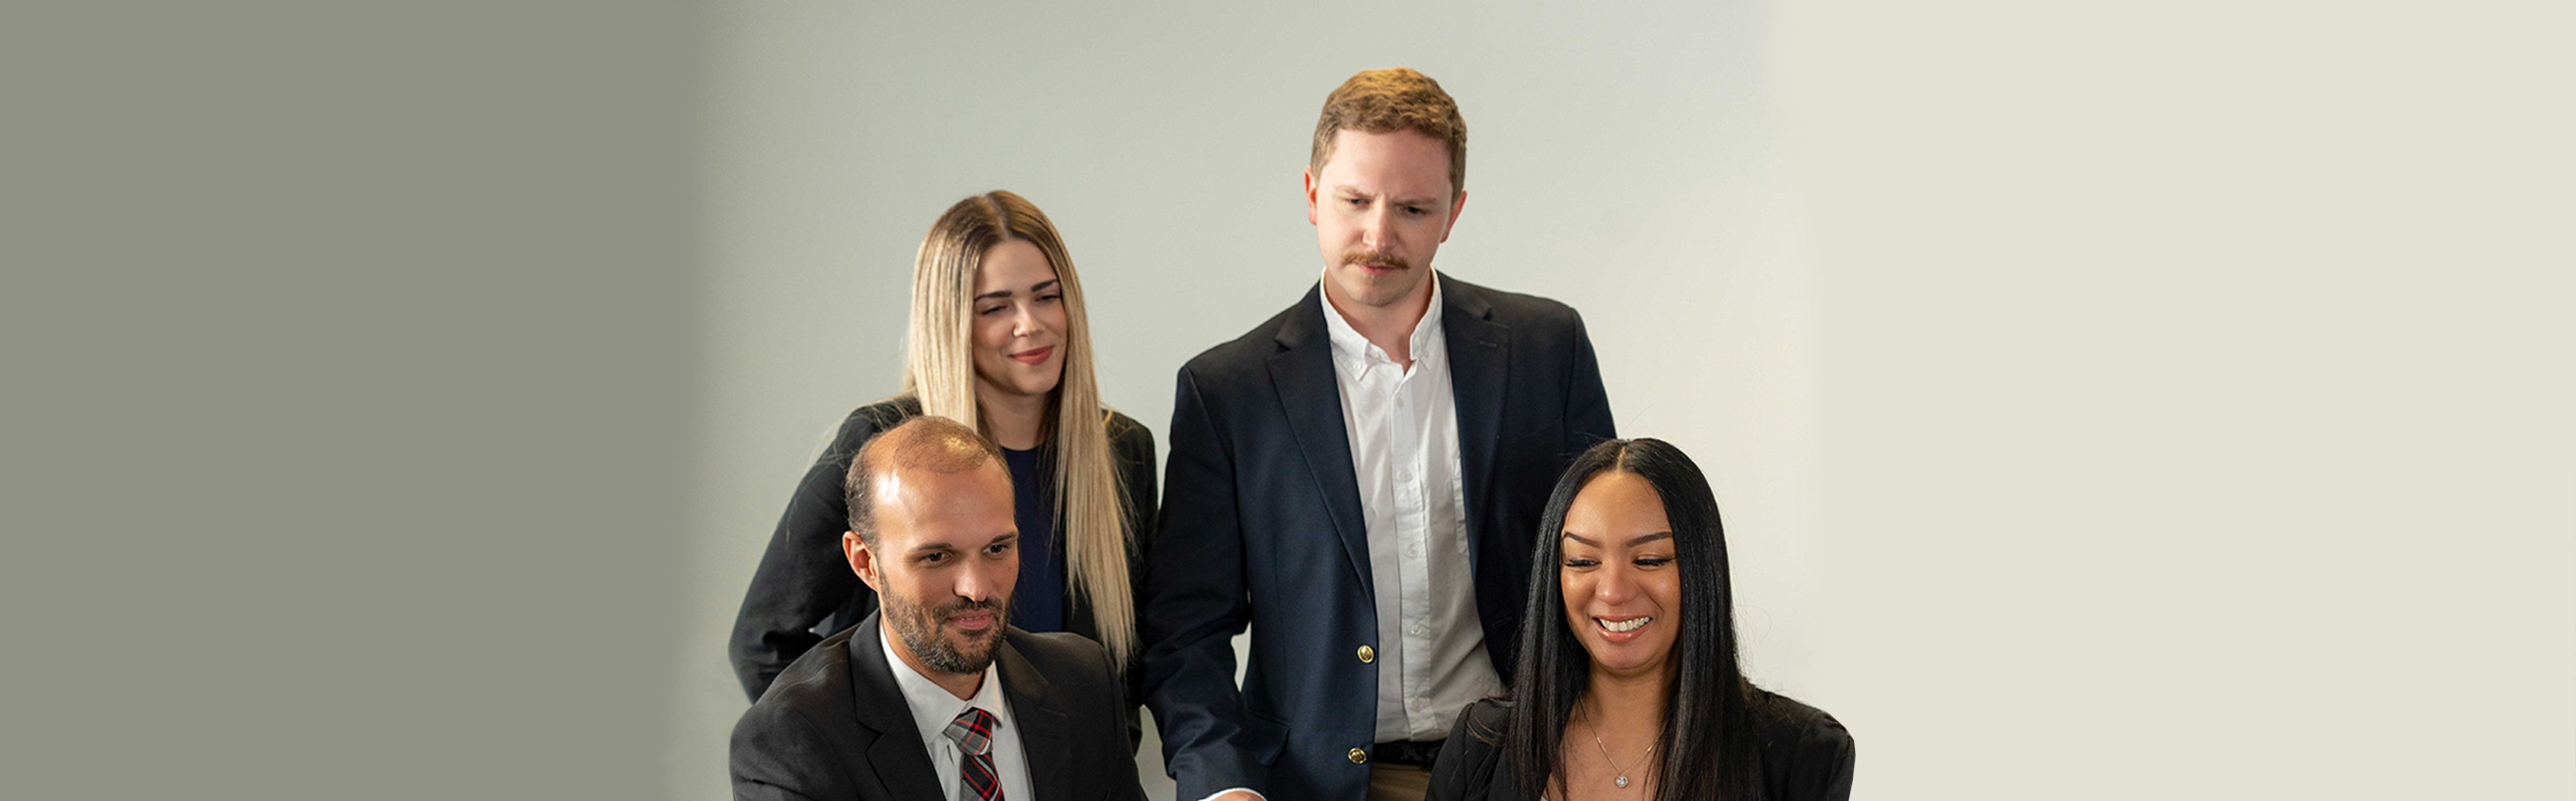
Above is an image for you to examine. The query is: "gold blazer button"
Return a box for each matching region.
[1348,747,1369,764]
[1357,645,1375,663]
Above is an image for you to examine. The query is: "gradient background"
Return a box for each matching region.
[9,1,2570,799]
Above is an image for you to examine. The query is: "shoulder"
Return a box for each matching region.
[825,397,921,456]
[1103,409,1155,453]
[1443,275,1587,332]
[738,627,860,735]
[1747,688,1857,778]
[1177,300,1304,383]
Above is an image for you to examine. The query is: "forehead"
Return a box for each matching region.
[1561,471,1671,543]
[973,239,1056,291]
[872,461,1015,543]
[1318,128,1452,198]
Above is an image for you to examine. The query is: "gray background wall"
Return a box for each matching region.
[9,1,2569,800]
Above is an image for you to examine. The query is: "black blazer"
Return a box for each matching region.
[1143,277,1616,801]
[730,612,1149,801]
[730,397,1158,701]
[1425,694,1857,801]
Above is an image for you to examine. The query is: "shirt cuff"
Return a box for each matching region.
[1193,789,1265,801]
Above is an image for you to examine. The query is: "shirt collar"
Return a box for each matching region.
[1318,269,1447,378]
[879,622,1008,750]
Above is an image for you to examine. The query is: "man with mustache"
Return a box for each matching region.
[1144,68,1617,801]
[733,416,1145,801]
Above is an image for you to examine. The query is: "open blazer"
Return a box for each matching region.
[1144,276,1615,801]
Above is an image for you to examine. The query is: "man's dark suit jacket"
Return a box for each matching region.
[730,612,1147,801]
[1143,276,1616,801]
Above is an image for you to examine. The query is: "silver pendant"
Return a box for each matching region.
[1615,775,1629,789]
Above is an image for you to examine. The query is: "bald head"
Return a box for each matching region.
[844,416,1011,545]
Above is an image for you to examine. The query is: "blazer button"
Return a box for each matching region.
[1357,645,1375,664]
[1348,747,1369,764]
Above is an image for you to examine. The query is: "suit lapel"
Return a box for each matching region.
[1268,284,1376,593]
[844,615,948,801]
[997,636,1074,801]
[1441,279,1509,564]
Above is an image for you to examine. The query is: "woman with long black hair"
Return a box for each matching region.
[1426,438,1854,801]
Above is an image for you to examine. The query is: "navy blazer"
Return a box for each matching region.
[1143,277,1615,801]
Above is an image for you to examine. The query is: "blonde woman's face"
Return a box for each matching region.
[968,239,1067,401]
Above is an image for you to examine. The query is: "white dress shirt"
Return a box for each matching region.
[1320,273,1505,743]
[880,626,1034,801]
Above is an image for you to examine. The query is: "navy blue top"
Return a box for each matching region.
[1000,445,1063,633]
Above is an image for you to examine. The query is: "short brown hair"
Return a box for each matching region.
[1309,67,1467,197]
[843,415,1009,545]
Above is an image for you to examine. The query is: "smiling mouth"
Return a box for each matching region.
[1595,616,1652,633]
[949,610,997,631]
[1010,346,1052,365]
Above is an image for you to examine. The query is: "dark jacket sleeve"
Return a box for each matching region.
[1096,628,1151,801]
[729,406,893,701]
[1427,701,1511,801]
[1140,365,1273,800]
[1561,308,1616,447]
[1109,412,1159,752]
[729,703,847,801]
[1758,694,1856,801]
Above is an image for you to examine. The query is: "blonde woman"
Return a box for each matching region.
[730,191,1155,721]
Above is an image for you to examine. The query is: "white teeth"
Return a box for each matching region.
[1598,616,1651,633]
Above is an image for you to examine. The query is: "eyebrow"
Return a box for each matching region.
[973,278,1059,302]
[1561,532,1674,547]
[1333,185,1445,207]
[912,531,1017,554]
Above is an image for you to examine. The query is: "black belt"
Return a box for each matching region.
[1373,739,1444,769]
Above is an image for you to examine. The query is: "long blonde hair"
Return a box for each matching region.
[901,190,1136,668]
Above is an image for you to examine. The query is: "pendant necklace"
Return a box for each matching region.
[1580,714,1654,790]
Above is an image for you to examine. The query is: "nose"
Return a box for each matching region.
[953,551,1014,604]
[1359,204,1397,251]
[954,561,995,603]
[1594,563,1640,607]
[1010,303,1044,338]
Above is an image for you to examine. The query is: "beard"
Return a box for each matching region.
[884,591,1010,675]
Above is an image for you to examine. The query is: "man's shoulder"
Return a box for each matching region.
[743,626,861,721]
[1443,274,1585,331]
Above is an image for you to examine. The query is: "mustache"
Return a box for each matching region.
[934,597,1004,620]
[1339,249,1412,272]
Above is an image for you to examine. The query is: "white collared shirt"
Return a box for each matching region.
[1319,272,1505,743]
[879,626,1034,801]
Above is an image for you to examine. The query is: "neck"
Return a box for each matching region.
[975,387,1051,451]
[1322,271,1436,367]
[1581,661,1672,738]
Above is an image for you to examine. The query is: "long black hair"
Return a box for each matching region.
[1504,438,1761,801]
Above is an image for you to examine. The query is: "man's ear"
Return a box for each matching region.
[844,531,883,592]
[1440,188,1468,243]
[1304,167,1320,226]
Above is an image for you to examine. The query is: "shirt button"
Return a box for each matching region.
[1356,645,1375,664]
[1411,625,1427,636]
[1407,543,1420,557]
[1410,698,1427,712]
[1397,471,1412,483]
[1348,747,1369,764]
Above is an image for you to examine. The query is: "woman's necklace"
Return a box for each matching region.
[1579,714,1654,789]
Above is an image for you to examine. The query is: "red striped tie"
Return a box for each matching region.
[942,707,1004,801]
